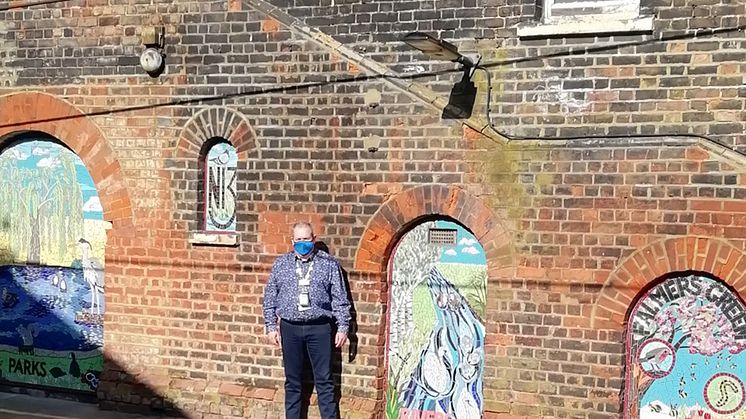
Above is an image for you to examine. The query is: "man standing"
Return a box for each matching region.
[263,222,352,419]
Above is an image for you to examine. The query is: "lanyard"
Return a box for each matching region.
[296,259,314,285]
[296,259,314,311]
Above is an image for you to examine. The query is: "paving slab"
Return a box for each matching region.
[0,393,165,419]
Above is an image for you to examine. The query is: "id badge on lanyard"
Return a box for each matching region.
[297,259,314,311]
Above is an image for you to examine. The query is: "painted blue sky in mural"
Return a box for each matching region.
[436,220,486,265]
[642,333,746,412]
[5,141,103,221]
[207,142,238,166]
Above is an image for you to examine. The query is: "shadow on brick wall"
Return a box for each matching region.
[0,258,186,418]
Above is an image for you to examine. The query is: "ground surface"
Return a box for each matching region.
[0,393,165,419]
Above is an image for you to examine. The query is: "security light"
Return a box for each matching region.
[401,32,475,68]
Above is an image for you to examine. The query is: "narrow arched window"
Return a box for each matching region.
[203,139,237,233]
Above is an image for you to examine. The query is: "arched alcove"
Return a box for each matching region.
[385,217,487,419]
[625,272,746,418]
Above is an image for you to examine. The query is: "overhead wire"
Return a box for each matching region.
[0,0,742,149]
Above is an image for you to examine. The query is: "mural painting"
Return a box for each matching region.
[626,275,746,419]
[0,139,107,393]
[204,141,237,233]
[386,220,487,419]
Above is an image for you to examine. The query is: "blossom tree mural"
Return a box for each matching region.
[627,275,746,418]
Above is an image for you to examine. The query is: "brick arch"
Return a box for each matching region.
[592,236,746,329]
[173,106,257,160]
[354,184,515,275]
[0,92,132,228]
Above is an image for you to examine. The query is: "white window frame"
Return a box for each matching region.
[518,0,654,37]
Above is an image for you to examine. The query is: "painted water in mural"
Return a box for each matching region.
[627,275,746,419]
[0,140,106,393]
[386,220,487,419]
[205,142,237,232]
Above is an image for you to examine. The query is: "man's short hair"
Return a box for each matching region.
[292,222,314,235]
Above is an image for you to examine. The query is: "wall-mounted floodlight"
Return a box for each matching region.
[401,32,494,122]
[401,32,475,68]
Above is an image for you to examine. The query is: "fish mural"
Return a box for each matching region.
[386,220,487,419]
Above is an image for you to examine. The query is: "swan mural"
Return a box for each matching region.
[0,139,106,393]
[386,220,487,419]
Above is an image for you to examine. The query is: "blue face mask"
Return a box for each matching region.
[293,240,315,256]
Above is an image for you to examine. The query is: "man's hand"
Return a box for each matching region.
[335,332,348,348]
[267,330,280,347]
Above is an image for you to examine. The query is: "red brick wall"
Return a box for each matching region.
[0,0,745,418]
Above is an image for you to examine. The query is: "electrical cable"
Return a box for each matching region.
[457,25,746,148]
[0,14,740,150]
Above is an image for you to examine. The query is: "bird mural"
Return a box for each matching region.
[639,345,673,374]
[398,267,484,418]
[208,147,232,165]
[77,239,104,314]
[69,352,80,378]
[50,269,68,293]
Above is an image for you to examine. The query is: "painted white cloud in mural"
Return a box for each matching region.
[80,184,97,191]
[458,237,477,246]
[37,157,60,168]
[461,246,480,255]
[32,147,50,156]
[444,249,457,256]
[639,402,675,418]
[7,149,29,161]
[82,197,103,213]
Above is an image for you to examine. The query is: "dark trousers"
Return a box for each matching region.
[280,319,338,419]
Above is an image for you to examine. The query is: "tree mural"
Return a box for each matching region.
[627,275,746,418]
[389,222,440,359]
[0,143,83,265]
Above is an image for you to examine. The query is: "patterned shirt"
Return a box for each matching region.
[262,250,351,334]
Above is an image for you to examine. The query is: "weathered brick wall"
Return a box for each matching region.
[271,0,745,149]
[0,0,744,418]
[464,137,746,417]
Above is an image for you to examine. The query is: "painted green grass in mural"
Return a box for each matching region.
[435,263,487,317]
[0,350,101,392]
[410,264,487,335]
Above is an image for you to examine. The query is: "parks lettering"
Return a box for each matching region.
[7,357,47,377]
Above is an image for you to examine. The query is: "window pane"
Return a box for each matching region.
[205,142,237,232]
[549,0,639,17]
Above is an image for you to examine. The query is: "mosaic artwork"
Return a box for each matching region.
[204,142,237,232]
[0,140,107,393]
[626,275,746,419]
[386,220,487,419]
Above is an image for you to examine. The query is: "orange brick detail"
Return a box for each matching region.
[0,92,133,225]
[261,19,281,33]
[592,236,745,328]
[354,185,514,273]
